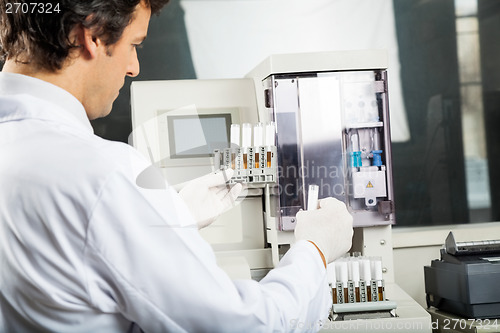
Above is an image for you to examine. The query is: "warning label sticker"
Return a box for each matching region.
[366,181,374,188]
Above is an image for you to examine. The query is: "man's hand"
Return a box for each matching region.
[176,169,243,229]
[295,197,353,264]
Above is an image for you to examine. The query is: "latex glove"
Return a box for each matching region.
[176,169,243,229]
[295,197,353,264]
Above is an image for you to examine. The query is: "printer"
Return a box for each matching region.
[424,232,500,319]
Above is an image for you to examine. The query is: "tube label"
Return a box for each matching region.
[336,282,344,304]
[360,280,367,303]
[370,280,378,302]
[348,281,355,303]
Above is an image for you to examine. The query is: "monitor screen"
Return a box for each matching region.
[167,114,231,158]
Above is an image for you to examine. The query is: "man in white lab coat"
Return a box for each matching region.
[0,0,353,332]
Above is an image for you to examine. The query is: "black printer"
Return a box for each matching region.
[424,232,500,319]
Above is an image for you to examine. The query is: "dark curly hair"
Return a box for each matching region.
[0,0,169,71]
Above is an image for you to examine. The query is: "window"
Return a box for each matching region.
[392,0,500,226]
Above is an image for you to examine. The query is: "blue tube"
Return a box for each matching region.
[351,151,362,168]
[372,150,383,167]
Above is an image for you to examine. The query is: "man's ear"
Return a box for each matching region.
[80,25,100,59]
[70,21,100,60]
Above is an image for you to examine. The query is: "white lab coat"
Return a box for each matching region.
[0,72,331,333]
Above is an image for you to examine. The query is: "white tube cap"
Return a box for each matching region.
[327,262,337,284]
[230,124,240,147]
[253,123,263,147]
[241,123,252,148]
[360,259,371,282]
[335,260,348,288]
[349,260,360,287]
[265,122,275,146]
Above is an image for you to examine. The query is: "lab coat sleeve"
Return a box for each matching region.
[83,167,331,332]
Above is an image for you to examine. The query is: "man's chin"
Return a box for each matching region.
[98,107,113,119]
[87,106,113,121]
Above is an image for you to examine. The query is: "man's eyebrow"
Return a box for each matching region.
[133,36,147,44]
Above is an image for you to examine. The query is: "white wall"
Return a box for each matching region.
[180,0,410,142]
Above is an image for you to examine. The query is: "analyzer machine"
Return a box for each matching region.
[130,50,431,332]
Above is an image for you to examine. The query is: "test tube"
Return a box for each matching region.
[265,122,275,168]
[213,149,221,170]
[351,131,360,152]
[241,123,252,169]
[230,124,240,170]
[259,124,267,171]
[360,259,371,302]
[223,148,231,169]
[307,184,319,211]
[230,124,240,147]
[350,130,362,168]
[373,258,384,301]
[372,128,381,151]
[350,260,361,302]
[336,260,349,304]
[253,123,263,169]
[327,263,337,304]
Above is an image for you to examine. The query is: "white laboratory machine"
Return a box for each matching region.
[130,50,431,332]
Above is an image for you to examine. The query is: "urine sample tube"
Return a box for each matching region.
[307,184,319,211]
[259,146,266,169]
[230,124,240,147]
[241,123,252,169]
[336,260,349,304]
[327,263,337,304]
[253,123,263,169]
[213,149,221,170]
[230,124,240,170]
[235,147,243,172]
[350,260,361,303]
[373,259,384,301]
[360,259,371,302]
[265,122,275,146]
[223,148,231,169]
[265,122,275,168]
[247,146,254,173]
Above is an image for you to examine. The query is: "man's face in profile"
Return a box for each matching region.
[85,1,151,120]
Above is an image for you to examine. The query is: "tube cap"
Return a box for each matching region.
[265,122,275,146]
[336,260,348,288]
[230,124,240,147]
[327,262,337,284]
[241,123,252,148]
[253,123,263,147]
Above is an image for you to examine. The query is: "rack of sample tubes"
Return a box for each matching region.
[328,254,397,320]
[213,122,277,184]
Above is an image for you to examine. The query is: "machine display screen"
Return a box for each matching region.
[167,114,231,158]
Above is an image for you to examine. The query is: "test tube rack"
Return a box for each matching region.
[328,255,397,321]
[213,146,277,184]
[214,122,278,184]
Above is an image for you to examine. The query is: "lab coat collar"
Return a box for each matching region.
[0,72,94,133]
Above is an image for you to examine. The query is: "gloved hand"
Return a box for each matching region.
[176,169,243,229]
[295,197,353,264]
